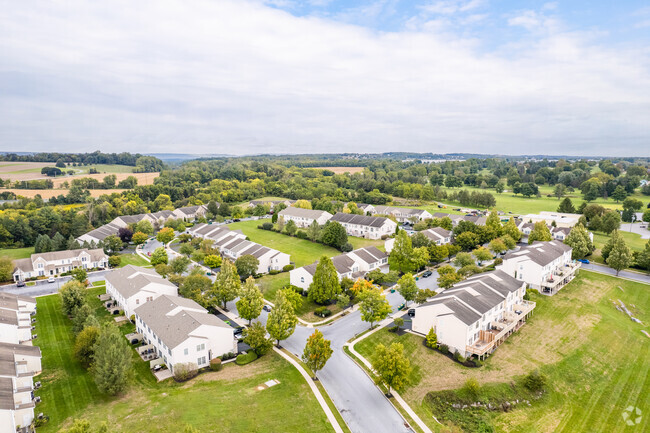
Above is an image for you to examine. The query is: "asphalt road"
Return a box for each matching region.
[581,262,650,284]
[228,290,414,433]
[0,270,111,297]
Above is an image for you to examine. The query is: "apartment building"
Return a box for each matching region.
[105,265,178,318]
[12,248,108,282]
[412,270,535,359]
[0,294,37,345]
[329,213,397,240]
[278,207,332,228]
[370,206,433,223]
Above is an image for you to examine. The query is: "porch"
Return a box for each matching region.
[541,262,581,295]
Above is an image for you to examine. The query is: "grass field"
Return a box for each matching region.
[355,271,650,433]
[591,230,648,266]
[0,246,34,259]
[34,287,334,433]
[118,253,151,267]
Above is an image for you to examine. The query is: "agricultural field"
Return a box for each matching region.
[2,188,131,199]
[311,166,365,174]
[355,271,649,433]
[34,287,334,433]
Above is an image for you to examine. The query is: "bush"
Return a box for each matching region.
[235,351,258,365]
[381,234,389,240]
[269,269,281,275]
[340,242,353,252]
[108,255,121,267]
[296,230,308,239]
[387,325,398,333]
[493,257,503,266]
[438,344,449,354]
[173,362,198,382]
[261,222,274,230]
[461,377,480,399]
[454,351,466,363]
[314,306,332,318]
[523,370,547,392]
[210,358,223,372]
[289,285,304,296]
[282,264,295,272]
[219,352,236,361]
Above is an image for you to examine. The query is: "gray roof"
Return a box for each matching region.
[30,248,106,264]
[279,207,332,220]
[421,227,452,242]
[0,349,18,376]
[0,293,35,308]
[372,206,428,216]
[0,342,41,358]
[350,246,387,265]
[177,205,205,215]
[105,265,176,299]
[330,213,392,228]
[81,222,121,241]
[116,213,151,225]
[0,377,14,410]
[134,295,231,349]
[303,254,357,276]
[150,210,175,219]
[431,212,455,219]
[0,309,18,326]
[503,241,571,266]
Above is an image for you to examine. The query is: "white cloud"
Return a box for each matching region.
[0,0,648,156]
[420,0,485,15]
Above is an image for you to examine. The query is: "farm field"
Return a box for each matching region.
[34,287,334,433]
[355,271,649,433]
[311,166,365,174]
[0,246,34,259]
[3,188,130,199]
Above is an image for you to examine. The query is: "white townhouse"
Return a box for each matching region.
[173,204,208,221]
[249,199,295,210]
[431,213,486,227]
[370,206,432,223]
[219,238,290,274]
[105,265,178,318]
[187,223,246,245]
[0,347,42,433]
[77,213,157,244]
[278,207,332,228]
[329,213,397,240]
[412,270,535,359]
[12,248,108,282]
[290,246,388,290]
[134,295,236,374]
[0,294,37,345]
[498,241,580,295]
[384,227,452,253]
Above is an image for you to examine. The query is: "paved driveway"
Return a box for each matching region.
[619,222,650,239]
[0,270,110,297]
[228,290,414,433]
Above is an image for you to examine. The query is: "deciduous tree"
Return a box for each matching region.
[371,342,411,396]
[358,286,392,328]
[308,256,341,304]
[243,321,273,356]
[150,247,168,266]
[266,290,298,347]
[528,221,552,244]
[606,232,632,275]
[302,329,333,379]
[237,277,264,324]
[156,227,175,244]
[60,280,87,316]
[396,273,418,306]
[208,259,241,309]
[564,223,594,259]
[235,254,259,279]
[388,230,415,273]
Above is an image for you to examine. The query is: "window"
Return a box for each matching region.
[168,348,171,356]
[197,356,206,365]
[300,277,304,283]
[136,299,139,305]
[196,343,205,352]
[184,348,188,356]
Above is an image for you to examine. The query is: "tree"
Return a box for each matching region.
[52,231,66,251]
[554,183,566,199]
[92,324,132,395]
[150,247,168,265]
[371,343,411,396]
[135,220,154,236]
[564,223,594,259]
[74,325,100,368]
[156,227,175,244]
[71,303,94,334]
[611,185,627,202]
[643,209,650,223]
[284,219,298,236]
[307,220,321,242]
[454,252,474,267]
[606,232,632,275]
[170,255,191,274]
[428,244,448,264]
[102,234,123,254]
[117,227,133,243]
[237,276,264,324]
[437,265,462,289]
[485,210,502,236]
[412,247,430,271]
[455,231,480,251]
[397,273,418,305]
[0,256,13,282]
[243,321,273,356]
[528,221,552,244]
[131,231,148,245]
[557,197,576,213]
[636,239,650,274]
[358,286,392,328]
[209,259,241,309]
[204,254,222,269]
[235,254,259,279]
[179,243,195,257]
[60,280,87,316]
[155,263,172,278]
[321,221,348,249]
[70,266,88,284]
[302,329,333,379]
[601,211,621,234]
[294,199,312,209]
[472,246,492,265]
[495,182,504,194]
[388,230,415,273]
[336,293,351,310]
[180,271,211,303]
[308,256,341,304]
[266,290,298,347]
[425,327,437,348]
[489,238,507,255]
[503,218,522,242]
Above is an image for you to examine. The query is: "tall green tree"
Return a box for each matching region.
[601,211,621,234]
[302,329,333,379]
[611,185,627,202]
[180,270,211,304]
[485,210,502,236]
[396,273,418,306]
[557,197,576,213]
[564,223,594,259]
[503,218,522,242]
[0,256,13,282]
[92,324,132,395]
[235,254,259,279]
[60,280,87,316]
[156,227,175,244]
[236,276,264,324]
[321,221,348,249]
[170,256,191,274]
[307,220,321,242]
[74,325,100,368]
[308,256,341,304]
[266,290,298,347]
[636,239,650,274]
[358,286,392,328]
[243,321,273,356]
[528,221,552,244]
[208,259,241,309]
[606,232,632,275]
[371,342,411,396]
[150,247,168,266]
[388,230,415,273]
[472,246,492,265]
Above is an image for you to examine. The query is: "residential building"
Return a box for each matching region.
[278,207,332,228]
[248,199,295,209]
[0,294,37,345]
[384,227,452,253]
[290,246,388,289]
[105,265,178,318]
[134,295,236,374]
[412,270,535,359]
[329,213,397,239]
[370,206,432,223]
[356,203,375,215]
[12,248,108,282]
[498,241,580,295]
[173,205,208,221]
[431,213,486,226]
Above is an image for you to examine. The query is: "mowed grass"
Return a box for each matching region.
[118,253,152,267]
[355,271,650,433]
[591,230,648,266]
[0,246,34,259]
[35,287,334,433]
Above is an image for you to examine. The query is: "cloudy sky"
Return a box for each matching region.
[0,0,649,156]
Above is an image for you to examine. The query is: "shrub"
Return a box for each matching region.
[381,234,389,240]
[269,270,281,275]
[387,325,398,333]
[493,257,503,266]
[438,344,449,354]
[454,351,466,363]
[340,242,353,252]
[523,370,547,392]
[314,306,332,318]
[173,362,198,382]
[235,351,258,365]
[296,230,308,239]
[289,285,304,296]
[282,264,295,272]
[261,222,274,230]
[220,352,236,361]
[210,358,223,372]
[461,377,480,399]
[108,255,121,267]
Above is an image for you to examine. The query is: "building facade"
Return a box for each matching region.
[12,248,108,282]
[329,213,397,240]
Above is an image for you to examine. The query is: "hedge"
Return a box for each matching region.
[236,351,258,366]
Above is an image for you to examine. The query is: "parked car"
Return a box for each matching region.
[577,259,590,264]
[16,280,26,287]
[407,308,415,317]
[422,271,433,278]
[233,218,241,222]
[48,277,55,283]
[262,305,272,312]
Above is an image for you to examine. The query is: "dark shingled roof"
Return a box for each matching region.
[330,212,391,228]
[502,241,571,266]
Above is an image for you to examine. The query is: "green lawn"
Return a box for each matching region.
[0,246,34,259]
[118,253,151,267]
[35,287,335,433]
[355,271,650,433]
[591,230,648,266]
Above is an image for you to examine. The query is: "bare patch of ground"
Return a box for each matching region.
[312,166,365,174]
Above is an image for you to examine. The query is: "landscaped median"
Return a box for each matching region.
[353,270,650,433]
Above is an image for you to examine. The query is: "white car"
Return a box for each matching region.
[48,277,55,283]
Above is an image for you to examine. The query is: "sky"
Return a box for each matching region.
[0,0,649,156]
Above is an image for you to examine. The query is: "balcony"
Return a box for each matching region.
[542,262,581,295]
